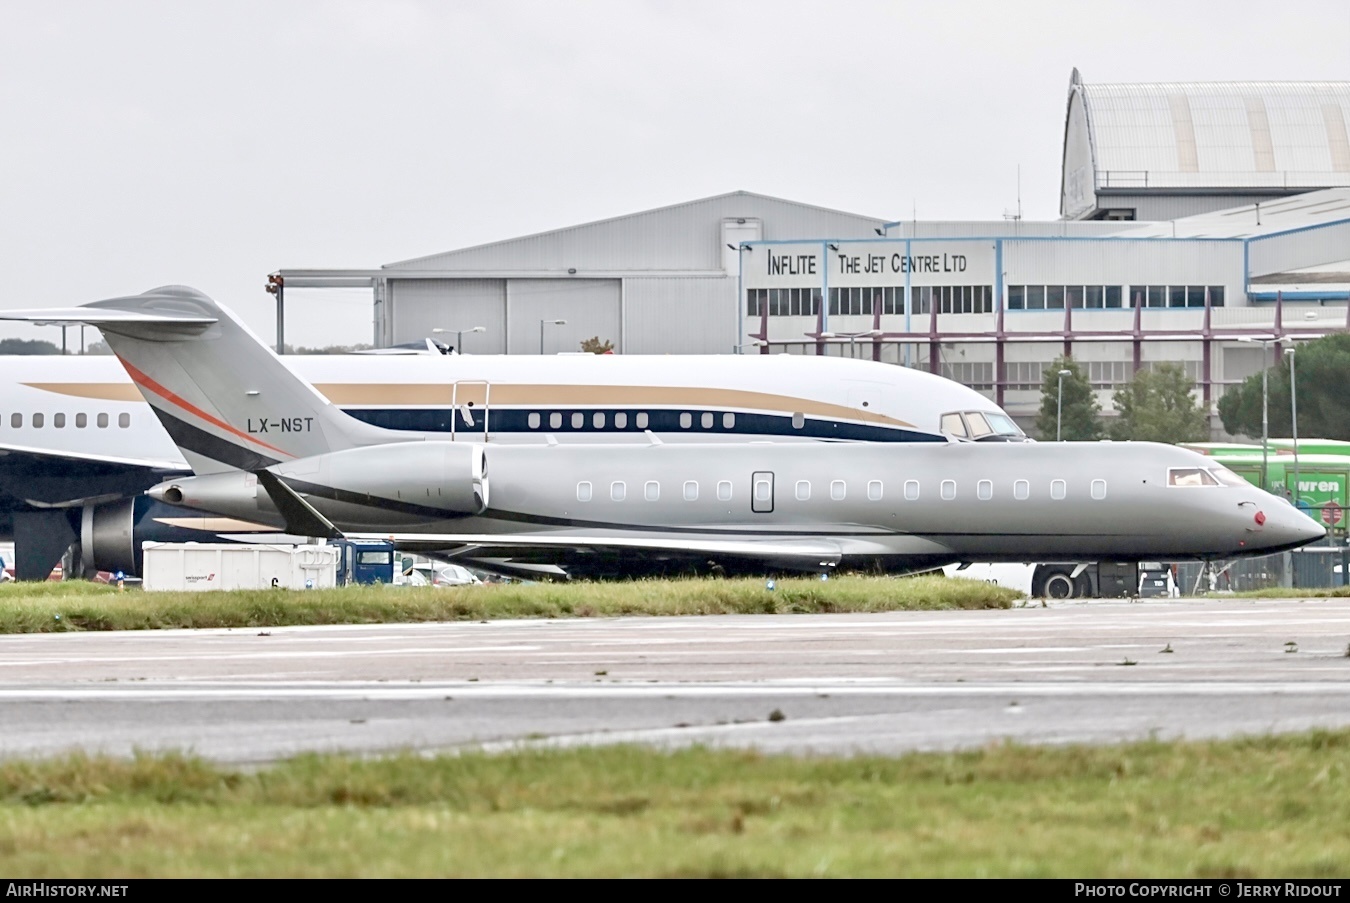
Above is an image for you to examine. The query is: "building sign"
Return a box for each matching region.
[748,240,996,289]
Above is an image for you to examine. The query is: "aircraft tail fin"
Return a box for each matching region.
[0,286,391,474]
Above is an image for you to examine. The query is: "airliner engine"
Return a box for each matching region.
[150,442,490,529]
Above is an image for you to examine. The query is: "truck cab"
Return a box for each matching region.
[334,539,397,586]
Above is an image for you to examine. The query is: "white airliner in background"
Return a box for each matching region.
[0,328,1024,578]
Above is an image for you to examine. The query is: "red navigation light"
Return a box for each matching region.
[1255,511,1266,526]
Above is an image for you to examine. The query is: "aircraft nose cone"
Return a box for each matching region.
[1261,503,1326,550]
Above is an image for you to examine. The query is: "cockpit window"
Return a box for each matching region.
[940,413,967,438]
[1168,467,1220,487]
[983,412,1024,437]
[1208,465,1250,488]
[965,412,993,438]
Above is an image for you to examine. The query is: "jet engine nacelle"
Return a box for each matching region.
[152,442,489,527]
[80,496,294,577]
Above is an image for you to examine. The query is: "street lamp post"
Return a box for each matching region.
[1239,337,1272,490]
[1286,345,1300,510]
[1055,368,1072,441]
[540,319,566,355]
[432,325,485,354]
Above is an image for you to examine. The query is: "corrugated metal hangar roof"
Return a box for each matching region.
[1069,69,1350,192]
[1114,187,1350,238]
[384,191,887,273]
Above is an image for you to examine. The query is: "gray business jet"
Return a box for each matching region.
[1,287,1324,578]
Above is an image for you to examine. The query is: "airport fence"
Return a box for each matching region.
[1173,545,1350,593]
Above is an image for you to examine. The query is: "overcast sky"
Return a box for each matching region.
[3,0,1349,348]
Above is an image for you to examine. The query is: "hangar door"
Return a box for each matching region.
[507,279,621,355]
[387,279,507,352]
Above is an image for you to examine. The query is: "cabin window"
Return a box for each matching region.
[1091,479,1107,500]
[614,412,628,429]
[528,413,541,429]
[636,412,649,429]
[792,412,805,429]
[118,413,130,429]
[940,479,956,500]
[75,413,87,429]
[867,480,883,501]
[549,412,562,429]
[904,480,919,500]
[977,479,993,500]
[701,412,714,429]
[1168,467,1219,487]
[795,480,811,501]
[97,413,109,428]
[644,481,659,501]
[593,412,605,429]
[717,480,732,501]
[1013,479,1029,500]
[571,413,584,429]
[577,481,592,502]
[830,480,846,501]
[1051,479,1067,500]
[9,413,19,429]
[32,413,43,429]
[53,413,65,428]
[611,481,626,501]
[680,413,692,429]
[683,481,698,501]
[723,413,735,429]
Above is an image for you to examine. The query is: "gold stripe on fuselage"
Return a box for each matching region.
[314,384,912,428]
[22,382,912,428]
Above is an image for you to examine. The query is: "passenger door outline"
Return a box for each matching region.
[751,471,775,514]
[451,381,491,442]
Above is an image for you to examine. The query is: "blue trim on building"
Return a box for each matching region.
[1248,291,1350,302]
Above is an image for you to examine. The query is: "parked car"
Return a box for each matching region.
[414,563,483,587]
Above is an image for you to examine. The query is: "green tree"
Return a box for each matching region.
[0,338,60,355]
[1035,356,1101,440]
[1219,333,1350,441]
[1108,363,1208,442]
[580,336,615,354]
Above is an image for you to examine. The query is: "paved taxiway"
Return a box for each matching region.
[2,597,1350,762]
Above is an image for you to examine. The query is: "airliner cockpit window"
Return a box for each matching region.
[940,413,967,438]
[1208,466,1249,488]
[1168,467,1220,487]
[965,412,994,439]
[983,412,1026,439]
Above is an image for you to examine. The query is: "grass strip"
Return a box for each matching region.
[0,574,1017,633]
[1232,586,1350,598]
[2,731,1349,877]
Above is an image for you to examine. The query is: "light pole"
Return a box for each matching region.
[540,319,566,355]
[432,325,485,354]
[1286,345,1300,511]
[1056,368,1071,441]
[1239,337,1272,490]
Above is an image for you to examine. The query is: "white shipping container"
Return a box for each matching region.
[141,542,340,592]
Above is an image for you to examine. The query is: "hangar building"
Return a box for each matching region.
[279,71,1350,435]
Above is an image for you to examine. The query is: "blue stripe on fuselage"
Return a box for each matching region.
[341,408,944,443]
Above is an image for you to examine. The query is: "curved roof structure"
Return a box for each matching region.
[1062,69,1350,219]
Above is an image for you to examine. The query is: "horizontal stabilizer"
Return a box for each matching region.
[0,306,216,329]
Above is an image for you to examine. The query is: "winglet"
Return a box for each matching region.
[253,470,344,540]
